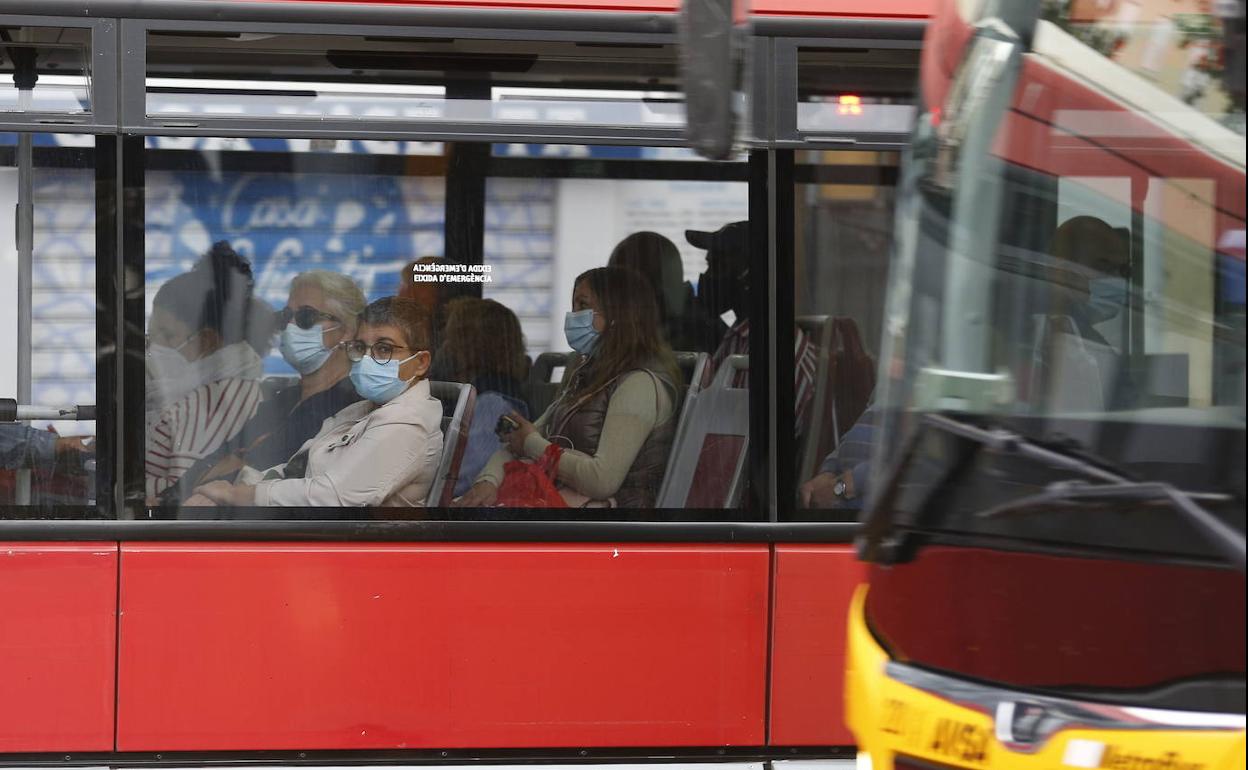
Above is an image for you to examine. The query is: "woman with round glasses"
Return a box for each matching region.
[188,297,444,511]
[161,270,367,507]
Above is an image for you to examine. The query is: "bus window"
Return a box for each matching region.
[868,0,1246,559]
[143,139,755,519]
[795,48,919,137]
[0,26,92,114]
[145,31,685,130]
[792,150,899,520]
[1,133,98,515]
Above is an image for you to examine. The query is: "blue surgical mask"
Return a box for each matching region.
[350,352,421,404]
[564,309,600,354]
[1087,277,1129,323]
[279,322,339,375]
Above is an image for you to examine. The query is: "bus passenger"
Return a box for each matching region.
[689,222,817,436]
[440,298,531,498]
[1048,215,1131,346]
[799,404,879,510]
[145,242,268,499]
[608,231,725,353]
[157,270,366,504]
[455,267,682,510]
[0,424,92,471]
[188,297,443,510]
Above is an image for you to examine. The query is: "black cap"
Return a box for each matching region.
[685,221,749,253]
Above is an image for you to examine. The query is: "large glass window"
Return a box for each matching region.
[791,150,899,520]
[145,31,684,129]
[0,26,92,114]
[141,138,754,520]
[869,10,1245,562]
[1,132,97,514]
[794,46,919,137]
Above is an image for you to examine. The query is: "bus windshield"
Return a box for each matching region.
[871,0,1246,562]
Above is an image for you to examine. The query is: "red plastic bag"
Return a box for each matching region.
[495,444,567,508]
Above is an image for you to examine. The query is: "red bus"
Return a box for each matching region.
[3,0,920,764]
[847,0,1246,767]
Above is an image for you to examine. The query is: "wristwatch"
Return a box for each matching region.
[832,472,855,500]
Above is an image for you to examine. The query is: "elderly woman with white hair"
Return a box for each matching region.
[157,269,367,505]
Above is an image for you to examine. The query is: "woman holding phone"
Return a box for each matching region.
[455,267,681,510]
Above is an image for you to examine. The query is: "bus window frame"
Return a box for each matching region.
[0,2,924,540]
[0,14,118,134]
[120,18,695,145]
[769,33,923,148]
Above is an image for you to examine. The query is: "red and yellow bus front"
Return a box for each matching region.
[845,0,1246,765]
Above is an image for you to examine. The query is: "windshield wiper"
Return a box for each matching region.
[858,412,1246,571]
[980,480,1245,572]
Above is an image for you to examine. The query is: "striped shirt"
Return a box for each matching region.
[146,377,263,498]
[705,319,818,437]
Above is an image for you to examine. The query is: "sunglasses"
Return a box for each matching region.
[278,305,339,330]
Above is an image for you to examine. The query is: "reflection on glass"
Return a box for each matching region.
[795,47,919,135]
[0,133,96,514]
[1042,0,1247,135]
[791,151,900,519]
[142,138,754,519]
[0,28,92,114]
[145,32,686,128]
[872,0,1246,554]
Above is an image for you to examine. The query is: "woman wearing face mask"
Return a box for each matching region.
[158,270,367,505]
[455,267,682,511]
[189,297,443,510]
[145,242,269,499]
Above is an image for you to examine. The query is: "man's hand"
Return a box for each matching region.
[55,435,94,457]
[799,471,853,508]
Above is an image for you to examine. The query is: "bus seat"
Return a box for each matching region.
[656,352,710,505]
[796,315,833,483]
[527,351,573,418]
[797,316,875,485]
[426,381,477,507]
[674,351,705,388]
[656,354,748,509]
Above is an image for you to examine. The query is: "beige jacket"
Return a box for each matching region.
[248,378,443,507]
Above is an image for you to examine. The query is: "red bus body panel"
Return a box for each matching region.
[1001,57,1246,232]
[0,542,117,753]
[116,543,769,751]
[768,545,864,746]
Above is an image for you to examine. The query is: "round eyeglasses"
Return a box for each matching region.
[342,339,414,365]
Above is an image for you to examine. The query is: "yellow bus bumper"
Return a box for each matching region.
[844,584,1246,770]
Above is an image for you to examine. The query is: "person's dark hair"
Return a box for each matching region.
[1050,216,1129,276]
[443,297,528,383]
[569,266,682,399]
[244,297,277,357]
[359,296,433,354]
[152,241,257,349]
[608,232,686,320]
